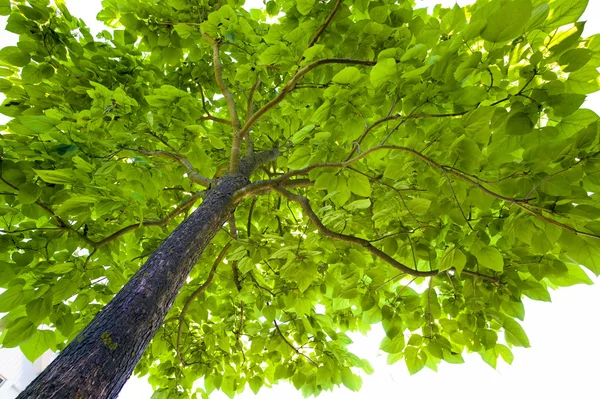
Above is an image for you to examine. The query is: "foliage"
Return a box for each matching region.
[0,0,599,397]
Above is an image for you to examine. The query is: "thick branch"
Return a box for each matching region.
[177,241,232,365]
[124,148,214,187]
[202,35,242,173]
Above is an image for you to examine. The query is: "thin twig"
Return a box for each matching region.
[306,0,343,50]
[123,148,213,187]
[273,319,318,366]
[177,242,232,365]
[442,169,474,230]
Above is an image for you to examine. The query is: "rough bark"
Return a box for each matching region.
[17,172,251,399]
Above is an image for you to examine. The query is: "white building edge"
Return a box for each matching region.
[0,349,56,399]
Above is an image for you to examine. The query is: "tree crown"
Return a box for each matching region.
[1,0,599,397]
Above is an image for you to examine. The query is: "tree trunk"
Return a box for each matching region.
[17,173,249,399]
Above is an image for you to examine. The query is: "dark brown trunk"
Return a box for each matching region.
[17,173,249,399]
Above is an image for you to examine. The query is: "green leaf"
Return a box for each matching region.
[506,112,533,135]
[291,125,316,145]
[26,294,53,323]
[548,93,586,117]
[2,318,36,348]
[0,286,26,312]
[476,247,504,272]
[0,46,30,67]
[481,0,533,43]
[249,376,262,395]
[546,0,589,29]
[17,115,61,134]
[341,368,362,392]
[503,317,530,348]
[0,0,10,16]
[297,0,316,15]
[408,198,431,214]
[332,67,361,85]
[370,58,397,88]
[287,147,312,169]
[439,247,466,274]
[21,330,55,362]
[18,182,42,204]
[405,346,426,375]
[259,44,291,65]
[34,169,76,185]
[348,172,372,197]
[559,48,592,72]
[173,23,195,39]
[348,249,366,267]
[559,233,600,275]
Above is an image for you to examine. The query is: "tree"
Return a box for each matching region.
[0,0,599,397]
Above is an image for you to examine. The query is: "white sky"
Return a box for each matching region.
[1,1,600,399]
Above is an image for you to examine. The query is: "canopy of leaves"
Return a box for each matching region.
[0,0,599,397]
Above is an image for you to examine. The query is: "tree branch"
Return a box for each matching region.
[94,192,204,248]
[0,176,95,247]
[232,178,313,203]
[202,34,243,173]
[305,0,343,51]
[262,145,600,239]
[177,241,232,365]
[123,148,214,187]
[199,84,233,126]
[275,187,500,283]
[345,111,469,160]
[237,59,376,148]
[230,215,242,291]
[273,319,318,367]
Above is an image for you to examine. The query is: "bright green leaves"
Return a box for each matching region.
[506,112,534,135]
[0,0,599,397]
[503,317,531,348]
[559,48,592,72]
[0,0,10,16]
[340,368,362,392]
[481,0,533,43]
[0,285,26,312]
[21,330,56,362]
[34,169,77,185]
[332,67,362,85]
[405,346,427,375]
[546,0,589,29]
[559,233,600,275]
[18,182,42,204]
[259,43,292,66]
[439,247,467,274]
[0,46,30,67]
[2,318,37,348]
[476,247,504,272]
[26,294,53,323]
[21,63,55,84]
[370,58,397,88]
[297,0,316,16]
[348,172,372,197]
